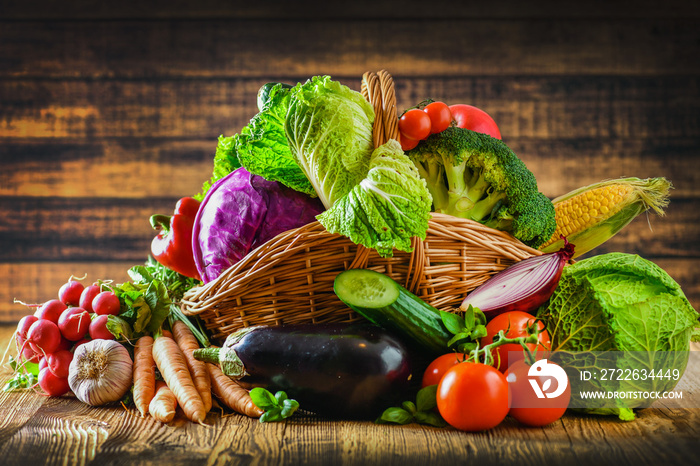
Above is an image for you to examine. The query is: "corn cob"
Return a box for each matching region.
[539,177,671,257]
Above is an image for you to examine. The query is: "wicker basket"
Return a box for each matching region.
[181,71,541,342]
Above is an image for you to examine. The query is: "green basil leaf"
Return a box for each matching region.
[441,311,466,335]
[280,399,300,418]
[474,307,487,326]
[275,391,288,404]
[472,324,488,340]
[463,304,475,331]
[414,410,447,428]
[457,341,477,353]
[376,407,414,425]
[260,409,283,423]
[447,332,472,348]
[416,385,438,412]
[401,401,417,415]
[250,387,279,411]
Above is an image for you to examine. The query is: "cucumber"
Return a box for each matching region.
[334,269,452,355]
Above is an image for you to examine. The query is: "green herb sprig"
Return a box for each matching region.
[440,304,488,353]
[376,385,446,428]
[250,388,300,423]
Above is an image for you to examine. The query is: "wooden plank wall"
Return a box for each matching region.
[1,1,699,323]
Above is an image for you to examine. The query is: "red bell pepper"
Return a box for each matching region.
[150,197,201,281]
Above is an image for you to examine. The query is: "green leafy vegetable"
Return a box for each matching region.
[106,315,133,340]
[3,357,38,392]
[537,252,699,420]
[108,259,207,345]
[206,75,433,257]
[317,140,433,256]
[285,75,375,209]
[141,256,201,302]
[440,304,488,353]
[111,266,172,336]
[249,388,300,423]
[142,257,208,346]
[235,83,316,197]
[376,385,446,427]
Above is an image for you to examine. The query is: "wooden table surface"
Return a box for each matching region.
[0,324,697,466]
[2,1,700,465]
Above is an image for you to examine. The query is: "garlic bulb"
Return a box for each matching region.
[68,339,133,406]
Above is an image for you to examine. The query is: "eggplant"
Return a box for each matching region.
[194,323,413,419]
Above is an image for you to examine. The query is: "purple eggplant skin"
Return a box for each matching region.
[230,323,413,419]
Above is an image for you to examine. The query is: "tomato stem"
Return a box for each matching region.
[467,325,544,368]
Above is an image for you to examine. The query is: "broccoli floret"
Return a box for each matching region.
[406,127,555,248]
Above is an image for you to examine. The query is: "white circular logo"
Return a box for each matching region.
[527,359,569,399]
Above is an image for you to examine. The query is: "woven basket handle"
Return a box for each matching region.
[361,70,400,148]
[359,71,426,292]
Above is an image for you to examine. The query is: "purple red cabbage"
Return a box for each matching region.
[192,167,324,283]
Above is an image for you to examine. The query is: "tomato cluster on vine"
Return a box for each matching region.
[398,101,501,151]
[422,310,571,432]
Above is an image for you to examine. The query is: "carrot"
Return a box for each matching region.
[161,329,173,339]
[207,363,263,418]
[152,335,207,425]
[149,380,177,423]
[172,320,212,413]
[132,335,156,417]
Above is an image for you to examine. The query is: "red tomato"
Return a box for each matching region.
[399,109,431,142]
[481,311,550,372]
[422,353,463,388]
[424,101,452,134]
[399,133,420,151]
[436,362,510,431]
[449,104,501,139]
[505,359,571,426]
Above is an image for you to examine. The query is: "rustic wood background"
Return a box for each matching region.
[1,0,699,326]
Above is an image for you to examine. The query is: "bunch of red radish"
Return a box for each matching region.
[15,278,121,397]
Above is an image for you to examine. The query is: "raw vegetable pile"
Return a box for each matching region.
[3,75,699,432]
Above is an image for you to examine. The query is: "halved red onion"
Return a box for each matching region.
[460,240,575,317]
